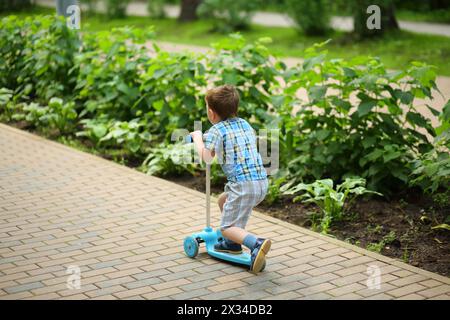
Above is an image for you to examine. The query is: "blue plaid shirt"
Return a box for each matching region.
[204,117,267,183]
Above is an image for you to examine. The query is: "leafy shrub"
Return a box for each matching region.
[198,0,261,32]
[0,16,28,91]
[12,101,49,126]
[7,97,77,134]
[0,15,443,198]
[0,88,15,121]
[143,142,196,176]
[76,118,109,146]
[84,0,98,15]
[138,46,207,138]
[40,97,77,134]
[25,16,80,101]
[282,178,381,233]
[207,34,286,130]
[147,0,166,18]
[285,0,331,36]
[77,117,152,155]
[105,0,130,18]
[264,176,287,205]
[100,118,152,154]
[74,26,152,121]
[0,15,80,101]
[282,42,437,193]
[410,101,450,193]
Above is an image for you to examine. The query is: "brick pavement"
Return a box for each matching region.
[0,123,449,300]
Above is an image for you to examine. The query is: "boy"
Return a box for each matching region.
[190,85,271,273]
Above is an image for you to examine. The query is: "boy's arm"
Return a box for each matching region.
[190,130,215,163]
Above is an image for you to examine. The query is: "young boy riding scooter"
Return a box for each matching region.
[190,85,271,273]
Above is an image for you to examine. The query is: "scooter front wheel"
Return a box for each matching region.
[183,236,199,258]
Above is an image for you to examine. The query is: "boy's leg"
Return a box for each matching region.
[222,227,271,273]
[221,227,249,245]
[218,192,227,212]
[221,227,265,251]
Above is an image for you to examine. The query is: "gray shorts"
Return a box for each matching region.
[221,179,269,230]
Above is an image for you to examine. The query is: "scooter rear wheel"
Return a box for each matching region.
[261,260,266,272]
[183,236,199,258]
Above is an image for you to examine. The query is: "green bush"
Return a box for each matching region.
[75,117,110,146]
[282,177,381,233]
[138,44,207,139]
[0,88,16,121]
[410,101,450,193]
[143,142,196,176]
[0,15,80,101]
[74,26,153,121]
[12,101,49,127]
[147,0,166,18]
[280,42,437,193]
[207,34,286,130]
[105,0,130,19]
[40,97,78,135]
[0,15,443,196]
[84,0,99,15]
[0,16,28,91]
[198,0,261,32]
[285,0,331,36]
[100,118,152,154]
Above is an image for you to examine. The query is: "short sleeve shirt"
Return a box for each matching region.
[204,117,267,182]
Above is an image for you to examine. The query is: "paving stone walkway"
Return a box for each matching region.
[0,124,449,300]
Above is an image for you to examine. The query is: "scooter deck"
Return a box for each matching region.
[193,227,252,267]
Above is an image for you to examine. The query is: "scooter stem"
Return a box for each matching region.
[206,163,211,228]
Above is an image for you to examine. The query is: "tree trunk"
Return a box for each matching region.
[353,0,399,38]
[178,0,201,22]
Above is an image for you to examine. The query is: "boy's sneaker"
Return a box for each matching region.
[250,238,272,273]
[214,240,243,254]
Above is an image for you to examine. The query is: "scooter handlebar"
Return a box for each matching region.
[184,135,193,144]
[184,132,209,144]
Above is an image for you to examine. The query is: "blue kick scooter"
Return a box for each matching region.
[182,135,265,272]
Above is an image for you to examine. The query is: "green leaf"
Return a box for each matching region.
[431,224,450,231]
[315,129,330,141]
[358,100,377,117]
[343,67,356,78]
[308,86,327,102]
[153,100,164,111]
[362,136,376,149]
[394,90,414,105]
[223,71,238,85]
[92,125,107,139]
[406,111,429,128]
[271,95,285,108]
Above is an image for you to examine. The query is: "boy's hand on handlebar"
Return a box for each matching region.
[190,130,203,142]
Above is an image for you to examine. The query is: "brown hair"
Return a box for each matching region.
[205,85,239,120]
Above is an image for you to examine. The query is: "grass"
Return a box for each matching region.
[3,6,450,75]
[396,9,450,24]
[260,3,450,24]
